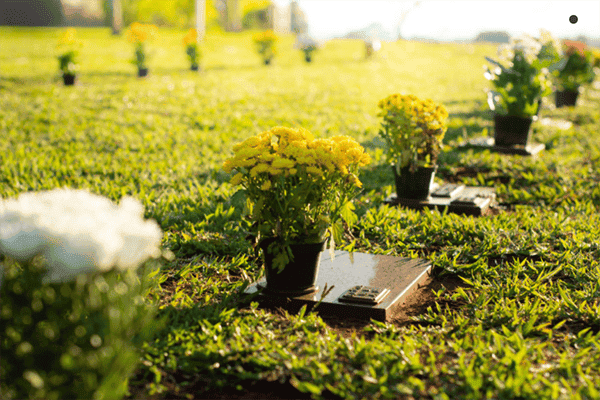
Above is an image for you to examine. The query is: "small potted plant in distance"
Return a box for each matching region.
[183,28,200,71]
[127,22,158,77]
[553,40,597,107]
[364,38,381,59]
[56,28,81,86]
[377,94,448,200]
[253,30,277,65]
[295,34,318,63]
[484,33,559,147]
[223,127,370,295]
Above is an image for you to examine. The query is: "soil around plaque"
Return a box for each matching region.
[318,274,467,338]
[129,375,313,400]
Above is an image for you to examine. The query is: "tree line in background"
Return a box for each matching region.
[0,0,281,31]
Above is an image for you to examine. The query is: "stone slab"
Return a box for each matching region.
[384,183,496,216]
[243,251,432,322]
[461,137,545,156]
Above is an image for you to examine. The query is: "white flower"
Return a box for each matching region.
[539,29,563,57]
[0,188,163,283]
[497,44,514,63]
[510,34,541,64]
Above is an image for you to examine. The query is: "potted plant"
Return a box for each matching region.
[223,127,370,295]
[364,38,381,59]
[295,34,318,63]
[253,30,277,65]
[183,28,200,71]
[56,28,81,86]
[553,40,597,107]
[127,22,158,77]
[0,189,165,400]
[484,34,557,146]
[377,94,448,200]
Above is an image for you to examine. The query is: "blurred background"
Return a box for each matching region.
[1,0,598,45]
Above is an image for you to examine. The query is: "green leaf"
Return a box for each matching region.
[340,201,358,227]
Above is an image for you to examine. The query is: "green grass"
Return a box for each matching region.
[2,27,600,399]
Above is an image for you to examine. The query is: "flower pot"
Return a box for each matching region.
[137,67,149,77]
[555,90,579,107]
[305,55,312,63]
[62,73,76,86]
[259,239,325,296]
[191,65,199,71]
[264,59,272,66]
[392,165,436,200]
[493,114,533,147]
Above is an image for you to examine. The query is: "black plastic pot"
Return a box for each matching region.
[259,239,325,296]
[191,65,199,71]
[493,114,533,147]
[62,73,76,86]
[392,165,436,200]
[555,90,579,108]
[137,67,149,77]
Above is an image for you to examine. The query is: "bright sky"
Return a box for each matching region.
[276,1,600,41]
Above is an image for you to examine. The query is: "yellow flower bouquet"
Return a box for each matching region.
[223,127,370,276]
[378,94,448,199]
[56,28,82,84]
[126,22,158,75]
[253,30,277,65]
[183,28,200,71]
[378,94,448,173]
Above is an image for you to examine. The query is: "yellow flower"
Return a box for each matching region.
[250,163,269,176]
[127,22,158,43]
[56,28,81,49]
[377,93,447,169]
[306,166,324,176]
[253,30,278,44]
[271,157,295,169]
[230,173,244,186]
[223,159,234,173]
[183,28,197,46]
[261,181,272,190]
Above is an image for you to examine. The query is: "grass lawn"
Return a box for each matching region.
[2,26,600,399]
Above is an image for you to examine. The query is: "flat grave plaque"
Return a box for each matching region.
[460,137,545,156]
[431,183,465,198]
[384,183,496,216]
[243,251,432,322]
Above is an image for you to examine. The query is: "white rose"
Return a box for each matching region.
[0,189,163,283]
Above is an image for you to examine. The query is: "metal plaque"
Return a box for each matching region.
[431,183,465,198]
[338,285,391,305]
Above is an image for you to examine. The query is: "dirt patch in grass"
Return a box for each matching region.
[319,275,467,339]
